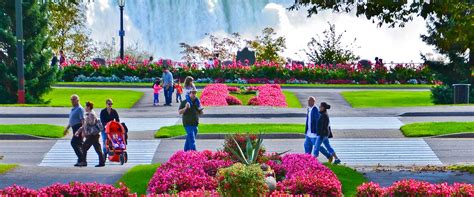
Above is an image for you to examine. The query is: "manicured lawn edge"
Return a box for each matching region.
[0,88,144,109]
[324,163,367,197]
[401,122,474,137]
[341,90,434,108]
[155,124,305,138]
[115,163,161,195]
[0,164,18,174]
[56,82,433,89]
[0,124,65,138]
[448,165,474,174]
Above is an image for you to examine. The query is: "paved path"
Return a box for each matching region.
[39,140,161,167]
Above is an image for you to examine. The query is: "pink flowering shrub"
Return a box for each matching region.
[200,84,229,106]
[357,180,474,197]
[0,182,131,196]
[146,189,219,197]
[147,150,233,194]
[227,86,240,93]
[225,95,242,105]
[252,84,287,107]
[276,154,342,196]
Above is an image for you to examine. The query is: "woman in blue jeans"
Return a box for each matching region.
[314,102,341,164]
[99,99,120,160]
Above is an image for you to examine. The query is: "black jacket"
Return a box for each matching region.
[100,108,120,127]
[317,112,330,137]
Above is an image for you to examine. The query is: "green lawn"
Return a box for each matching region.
[116,163,160,195]
[155,123,305,138]
[448,165,474,174]
[197,90,301,108]
[325,163,367,197]
[401,122,474,137]
[0,124,65,138]
[341,91,434,108]
[0,88,143,109]
[56,82,432,89]
[0,164,18,174]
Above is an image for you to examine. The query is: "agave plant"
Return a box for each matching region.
[226,134,263,165]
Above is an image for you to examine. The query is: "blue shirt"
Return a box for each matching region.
[69,105,84,126]
[162,71,174,86]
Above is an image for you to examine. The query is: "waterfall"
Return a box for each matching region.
[86,0,436,62]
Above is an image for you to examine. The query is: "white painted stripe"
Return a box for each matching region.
[326,139,442,166]
[120,118,179,131]
[331,117,404,129]
[39,140,160,167]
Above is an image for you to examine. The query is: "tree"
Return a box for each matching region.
[290,0,473,85]
[48,1,93,61]
[305,22,359,64]
[247,28,286,63]
[0,0,57,104]
[179,33,243,62]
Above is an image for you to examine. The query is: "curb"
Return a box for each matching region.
[0,134,59,140]
[169,133,305,140]
[400,112,474,117]
[431,132,474,138]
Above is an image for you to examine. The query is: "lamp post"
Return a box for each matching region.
[118,0,125,60]
[15,0,25,104]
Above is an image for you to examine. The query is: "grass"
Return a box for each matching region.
[401,122,474,137]
[341,90,434,108]
[155,123,305,138]
[0,88,144,109]
[116,163,161,195]
[197,90,302,108]
[56,82,433,89]
[0,164,18,174]
[0,124,65,138]
[448,165,474,174]
[324,163,367,197]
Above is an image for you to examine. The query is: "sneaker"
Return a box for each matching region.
[334,159,341,165]
[73,163,81,167]
[95,164,105,167]
[328,156,334,164]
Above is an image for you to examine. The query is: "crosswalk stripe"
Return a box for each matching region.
[327,139,442,166]
[39,140,160,167]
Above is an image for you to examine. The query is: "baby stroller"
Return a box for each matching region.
[105,120,128,165]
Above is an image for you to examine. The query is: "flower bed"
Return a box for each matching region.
[60,57,434,85]
[147,148,342,196]
[200,84,229,106]
[248,84,288,107]
[357,180,474,196]
[0,182,132,196]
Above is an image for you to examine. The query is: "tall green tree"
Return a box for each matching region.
[0,0,57,104]
[290,0,473,85]
[247,28,286,63]
[305,22,359,64]
[48,1,93,61]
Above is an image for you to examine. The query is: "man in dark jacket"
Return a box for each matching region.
[179,88,203,151]
[304,97,330,158]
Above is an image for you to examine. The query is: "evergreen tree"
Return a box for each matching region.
[0,0,57,104]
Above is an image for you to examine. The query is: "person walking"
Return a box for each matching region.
[178,88,203,151]
[303,97,331,160]
[59,50,66,65]
[100,98,120,160]
[162,67,174,106]
[314,102,341,164]
[183,76,202,110]
[64,94,85,167]
[175,80,183,103]
[75,102,105,167]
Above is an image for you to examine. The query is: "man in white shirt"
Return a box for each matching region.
[304,97,331,159]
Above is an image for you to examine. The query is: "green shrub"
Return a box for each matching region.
[217,163,268,197]
[431,85,453,104]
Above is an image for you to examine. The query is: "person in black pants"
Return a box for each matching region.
[64,94,85,167]
[76,101,105,167]
[100,98,120,159]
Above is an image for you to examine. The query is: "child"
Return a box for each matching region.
[111,134,125,150]
[174,80,183,103]
[153,79,162,106]
[183,76,203,110]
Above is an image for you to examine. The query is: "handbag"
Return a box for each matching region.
[86,121,103,136]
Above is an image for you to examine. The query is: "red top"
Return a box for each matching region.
[175,84,183,94]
